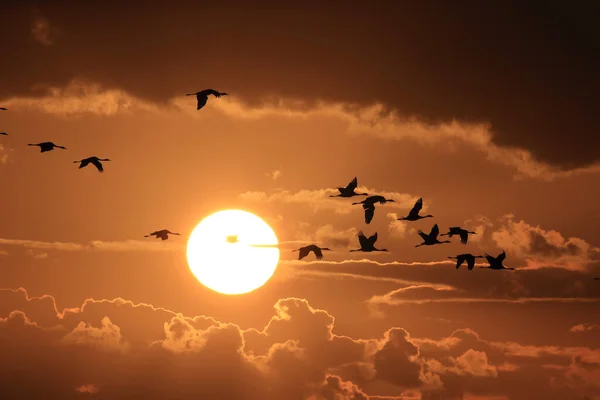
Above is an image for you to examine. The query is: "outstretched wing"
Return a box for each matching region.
[497,250,506,262]
[196,95,209,110]
[90,159,104,172]
[357,231,369,249]
[345,177,358,191]
[466,256,476,270]
[298,246,310,260]
[408,198,423,217]
[430,224,439,239]
[368,232,378,245]
[456,257,465,269]
[459,230,469,244]
[313,247,324,260]
[417,230,428,241]
[364,205,375,224]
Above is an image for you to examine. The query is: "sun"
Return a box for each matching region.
[186,210,280,295]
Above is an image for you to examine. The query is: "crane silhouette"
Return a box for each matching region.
[481,251,514,270]
[441,227,477,244]
[329,176,368,198]
[145,229,181,241]
[292,244,331,260]
[352,195,395,224]
[73,156,111,172]
[415,224,451,247]
[397,198,433,221]
[28,142,67,153]
[448,254,484,270]
[350,231,388,252]
[186,89,228,110]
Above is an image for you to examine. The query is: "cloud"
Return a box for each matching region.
[267,169,282,180]
[570,323,600,333]
[0,237,183,253]
[1,287,599,399]
[0,143,8,165]
[31,16,56,46]
[490,214,600,271]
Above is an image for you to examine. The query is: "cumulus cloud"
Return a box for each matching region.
[490,214,600,271]
[0,287,598,399]
[570,323,600,333]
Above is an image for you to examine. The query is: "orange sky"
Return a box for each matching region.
[1,2,599,399]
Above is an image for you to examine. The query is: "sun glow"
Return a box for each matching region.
[186,210,280,295]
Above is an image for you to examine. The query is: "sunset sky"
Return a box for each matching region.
[1,1,599,399]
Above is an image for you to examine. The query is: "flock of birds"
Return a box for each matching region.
[293,176,512,271]
[2,94,598,278]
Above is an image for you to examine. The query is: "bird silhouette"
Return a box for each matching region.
[481,250,514,270]
[441,227,477,244]
[226,235,239,243]
[449,253,484,270]
[0,107,7,111]
[73,156,111,172]
[352,195,395,224]
[350,231,388,252]
[415,224,451,247]
[292,244,331,260]
[329,177,368,198]
[397,198,433,221]
[145,229,181,241]
[28,142,67,153]
[186,89,228,110]
[0,132,7,136]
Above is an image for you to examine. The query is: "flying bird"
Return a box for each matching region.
[0,132,7,136]
[415,224,451,247]
[292,244,331,260]
[0,107,7,111]
[73,156,111,172]
[28,142,67,153]
[397,198,433,221]
[353,195,396,224]
[448,254,484,270]
[329,177,368,198]
[350,231,388,252]
[186,89,228,110]
[441,227,477,244]
[481,251,514,270]
[145,229,181,241]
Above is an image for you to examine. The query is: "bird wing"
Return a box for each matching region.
[430,224,440,239]
[484,253,494,265]
[459,230,468,244]
[408,198,423,217]
[90,159,104,172]
[196,95,209,110]
[198,89,221,97]
[466,256,475,270]
[497,251,506,262]
[313,247,324,260]
[368,232,378,245]
[79,160,90,169]
[298,246,310,260]
[346,177,358,191]
[357,231,369,249]
[364,205,375,224]
[456,257,465,269]
[417,230,428,241]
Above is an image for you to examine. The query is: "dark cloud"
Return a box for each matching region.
[1,1,599,169]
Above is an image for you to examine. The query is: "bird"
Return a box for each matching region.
[226,235,238,243]
[292,244,331,260]
[329,177,368,198]
[480,250,514,270]
[352,195,396,224]
[73,156,111,172]
[0,132,7,136]
[441,227,477,244]
[0,107,7,111]
[186,89,228,110]
[144,229,181,241]
[350,231,388,252]
[397,198,433,221]
[448,254,484,270]
[415,224,451,247]
[28,142,67,153]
